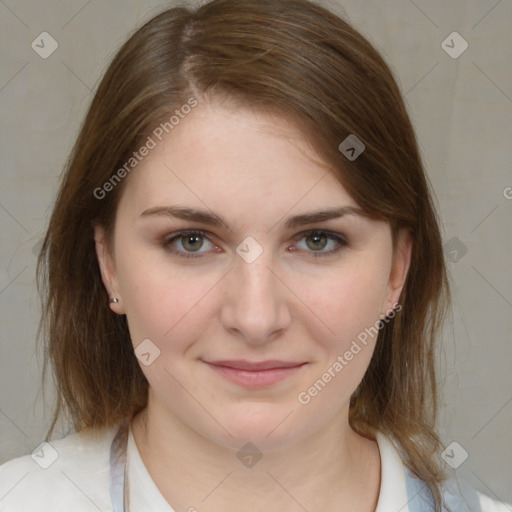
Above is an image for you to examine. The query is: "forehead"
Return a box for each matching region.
[117,101,359,226]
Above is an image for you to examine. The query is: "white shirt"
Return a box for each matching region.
[0,423,509,511]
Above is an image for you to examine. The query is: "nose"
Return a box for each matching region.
[220,249,292,345]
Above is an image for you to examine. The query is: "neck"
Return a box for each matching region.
[131,392,381,512]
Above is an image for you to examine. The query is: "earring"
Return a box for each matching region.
[110,297,119,304]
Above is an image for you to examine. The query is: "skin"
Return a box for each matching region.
[95,97,412,512]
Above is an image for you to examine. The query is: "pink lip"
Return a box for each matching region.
[202,360,307,387]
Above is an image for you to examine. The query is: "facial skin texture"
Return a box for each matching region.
[95,97,412,511]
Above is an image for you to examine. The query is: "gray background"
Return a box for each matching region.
[1,0,511,505]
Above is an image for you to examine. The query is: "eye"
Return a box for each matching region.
[292,230,347,258]
[161,229,347,260]
[162,230,216,259]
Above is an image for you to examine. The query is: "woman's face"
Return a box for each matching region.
[95,99,411,451]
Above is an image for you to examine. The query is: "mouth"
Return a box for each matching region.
[201,360,308,388]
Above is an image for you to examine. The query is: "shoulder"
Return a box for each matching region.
[0,424,117,512]
[404,465,511,512]
[377,432,511,512]
[442,476,511,512]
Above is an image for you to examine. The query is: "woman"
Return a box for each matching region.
[0,0,509,511]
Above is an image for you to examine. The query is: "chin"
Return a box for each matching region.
[212,403,300,451]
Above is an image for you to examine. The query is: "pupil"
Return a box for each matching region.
[308,233,326,250]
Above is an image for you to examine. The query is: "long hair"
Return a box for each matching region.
[36,1,451,509]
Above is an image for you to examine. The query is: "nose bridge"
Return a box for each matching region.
[221,246,290,343]
[234,234,280,297]
[238,252,277,302]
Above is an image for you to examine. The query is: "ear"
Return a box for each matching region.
[381,228,413,316]
[94,224,125,315]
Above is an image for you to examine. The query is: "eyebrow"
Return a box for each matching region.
[139,205,366,230]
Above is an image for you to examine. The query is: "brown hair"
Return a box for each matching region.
[36,0,451,509]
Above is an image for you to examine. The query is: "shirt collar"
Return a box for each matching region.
[126,426,410,512]
[374,431,411,512]
[126,425,176,511]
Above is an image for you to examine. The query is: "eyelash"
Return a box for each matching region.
[161,229,348,260]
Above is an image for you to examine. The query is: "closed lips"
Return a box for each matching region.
[204,360,307,371]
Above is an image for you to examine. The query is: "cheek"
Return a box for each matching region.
[302,254,391,345]
[294,260,390,415]
[116,247,219,351]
